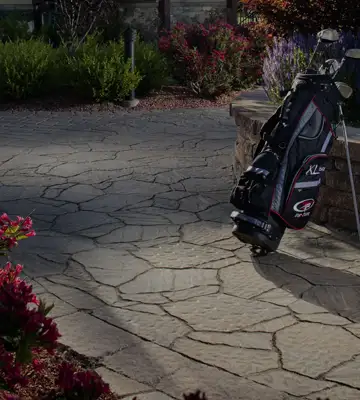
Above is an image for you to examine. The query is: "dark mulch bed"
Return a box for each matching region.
[0,86,238,113]
[134,86,237,111]
[4,345,209,400]
[4,345,118,400]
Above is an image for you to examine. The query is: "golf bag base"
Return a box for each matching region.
[231,211,285,253]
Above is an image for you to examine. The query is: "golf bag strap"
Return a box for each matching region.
[232,212,273,234]
[254,106,282,159]
[259,105,282,140]
[262,92,298,155]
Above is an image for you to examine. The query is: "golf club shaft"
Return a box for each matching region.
[339,105,360,240]
[306,42,320,72]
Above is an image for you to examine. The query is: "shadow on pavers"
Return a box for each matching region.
[0,108,243,397]
[254,251,360,322]
[0,200,180,396]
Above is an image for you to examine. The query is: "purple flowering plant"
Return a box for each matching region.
[263,31,360,124]
[262,36,311,103]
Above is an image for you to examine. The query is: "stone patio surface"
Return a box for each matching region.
[0,108,360,400]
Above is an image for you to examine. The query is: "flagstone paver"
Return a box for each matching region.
[0,108,360,399]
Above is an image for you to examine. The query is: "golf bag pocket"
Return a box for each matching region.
[280,154,328,229]
[230,149,279,215]
[230,178,274,215]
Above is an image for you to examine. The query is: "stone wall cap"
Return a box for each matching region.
[121,0,157,3]
[230,87,273,116]
[336,125,360,143]
[231,87,360,144]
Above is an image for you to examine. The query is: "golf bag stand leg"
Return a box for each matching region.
[339,104,360,241]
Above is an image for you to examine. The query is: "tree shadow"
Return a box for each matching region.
[253,251,360,322]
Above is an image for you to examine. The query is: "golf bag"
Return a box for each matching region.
[230,72,342,253]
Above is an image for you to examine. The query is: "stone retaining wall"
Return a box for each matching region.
[121,3,160,41]
[171,0,225,24]
[0,0,226,40]
[121,0,225,39]
[231,89,360,232]
[315,141,360,231]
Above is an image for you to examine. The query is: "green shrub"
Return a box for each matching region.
[135,38,170,94]
[0,34,165,103]
[46,45,74,93]
[66,36,142,102]
[0,39,56,100]
[37,23,62,47]
[0,12,31,42]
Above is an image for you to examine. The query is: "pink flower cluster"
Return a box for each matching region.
[0,213,35,254]
[0,261,61,357]
[57,362,110,398]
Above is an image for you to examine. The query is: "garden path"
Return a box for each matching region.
[0,108,360,399]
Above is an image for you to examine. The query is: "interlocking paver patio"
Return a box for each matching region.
[0,108,360,399]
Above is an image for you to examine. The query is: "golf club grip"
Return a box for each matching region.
[333,56,360,82]
[332,60,347,81]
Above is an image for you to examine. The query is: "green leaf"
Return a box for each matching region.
[38,299,55,316]
[5,225,20,234]
[16,337,33,364]
[15,235,29,240]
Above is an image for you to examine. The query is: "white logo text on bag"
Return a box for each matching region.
[293,199,315,218]
[306,164,325,176]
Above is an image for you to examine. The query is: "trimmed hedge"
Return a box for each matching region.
[0,35,170,103]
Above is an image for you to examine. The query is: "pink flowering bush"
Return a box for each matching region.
[159,20,260,98]
[0,214,59,396]
[0,262,61,360]
[0,213,112,400]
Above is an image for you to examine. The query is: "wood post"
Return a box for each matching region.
[158,0,170,32]
[227,0,237,25]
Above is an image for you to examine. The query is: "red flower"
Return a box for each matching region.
[159,36,171,51]
[0,262,61,358]
[0,213,10,224]
[57,362,110,399]
[31,358,44,372]
[0,214,35,254]
[0,344,28,389]
[212,49,226,62]
[3,395,20,400]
